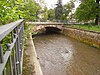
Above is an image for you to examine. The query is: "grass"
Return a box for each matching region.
[23,24,35,75]
[69,24,100,32]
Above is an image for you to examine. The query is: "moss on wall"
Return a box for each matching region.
[62,27,100,49]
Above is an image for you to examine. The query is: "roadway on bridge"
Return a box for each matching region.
[34,32,100,75]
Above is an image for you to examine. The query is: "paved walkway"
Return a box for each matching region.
[22,34,43,75]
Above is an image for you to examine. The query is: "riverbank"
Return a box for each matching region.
[68,25,100,32]
[62,26,100,49]
[22,34,43,75]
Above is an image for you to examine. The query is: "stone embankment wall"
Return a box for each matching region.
[62,27,100,48]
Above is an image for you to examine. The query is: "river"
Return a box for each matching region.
[34,32,100,75]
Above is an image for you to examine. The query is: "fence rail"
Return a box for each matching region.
[0,19,24,75]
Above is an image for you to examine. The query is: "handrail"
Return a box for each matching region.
[0,19,24,41]
[0,19,24,75]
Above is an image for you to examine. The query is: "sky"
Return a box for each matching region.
[44,0,80,9]
[44,0,71,9]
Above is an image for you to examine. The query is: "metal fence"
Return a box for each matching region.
[0,19,24,75]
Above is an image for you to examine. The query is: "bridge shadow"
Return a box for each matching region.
[45,27,61,33]
[32,32,61,37]
[32,27,61,38]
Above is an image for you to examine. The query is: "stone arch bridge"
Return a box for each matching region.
[26,22,64,33]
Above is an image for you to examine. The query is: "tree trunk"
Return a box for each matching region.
[95,0,99,25]
[95,15,99,25]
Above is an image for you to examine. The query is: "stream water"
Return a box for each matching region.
[34,32,100,75]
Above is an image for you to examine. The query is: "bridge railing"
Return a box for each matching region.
[0,19,24,75]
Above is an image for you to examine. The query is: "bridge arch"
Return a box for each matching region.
[45,26,61,33]
[34,25,63,33]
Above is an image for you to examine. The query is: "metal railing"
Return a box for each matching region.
[0,19,24,75]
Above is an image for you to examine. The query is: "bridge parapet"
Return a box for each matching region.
[26,22,65,25]
[0,19,24,75]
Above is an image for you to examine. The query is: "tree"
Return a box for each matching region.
[75,0,100,25]
[0,0,42,25]
[23,0,41,21]
[55,0,63,21]
[95,0,99,25]
[47,9,55,21]
[62,0,75,21]
[41,7,48,21]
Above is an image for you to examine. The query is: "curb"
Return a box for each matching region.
[30,34,43,75]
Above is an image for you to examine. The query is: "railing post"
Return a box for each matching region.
[13,29,17,75]
[19,21,24,75]
[21,21,24,74]
[0,41,6,75]
[3,68,6,75]
[7,44,13,75]
[0,41,4,63]
[15,39,20,75]
[16,24,23,75]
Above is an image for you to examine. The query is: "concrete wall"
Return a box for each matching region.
[62,27,100,48]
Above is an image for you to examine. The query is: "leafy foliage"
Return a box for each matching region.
[41,7,55,21]
[0,0,42,25]
[41,7,48,21]
[47,9,55,21]
[75,0,100,24]
[23,1,41,21]
[62,0,75,21]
